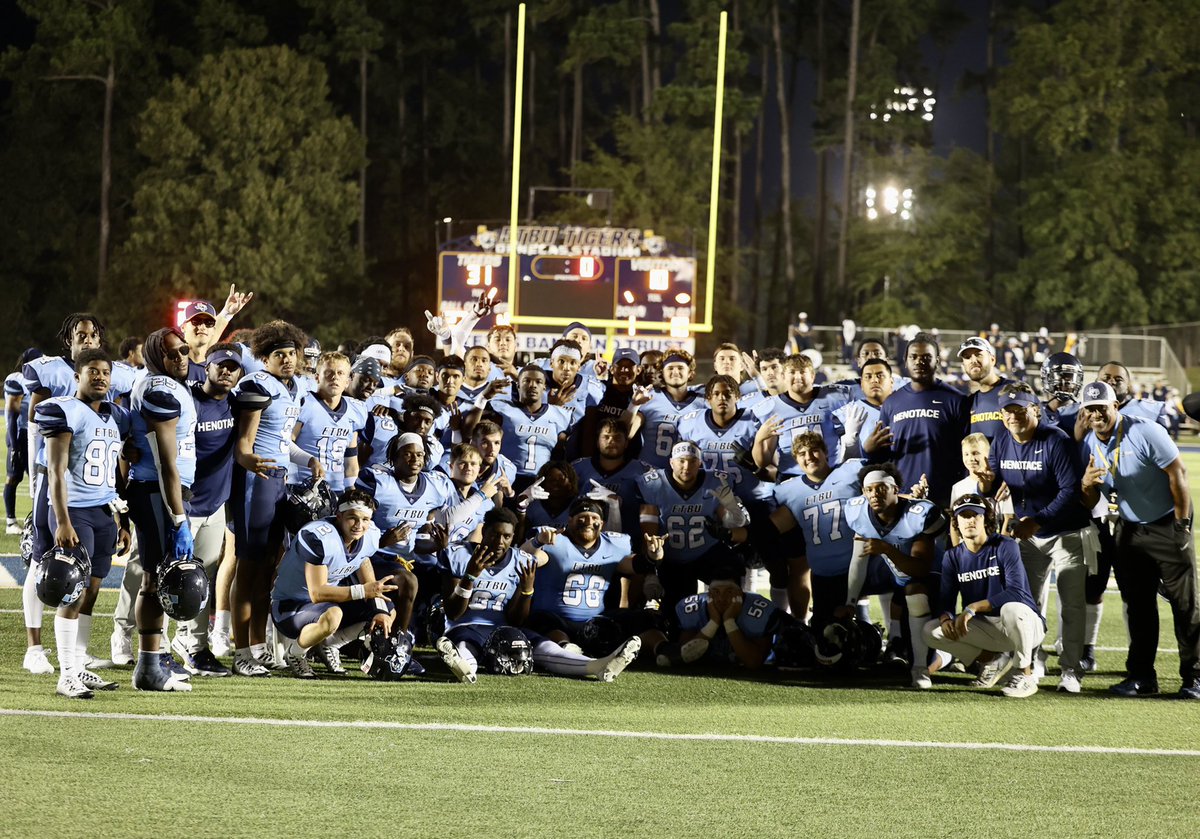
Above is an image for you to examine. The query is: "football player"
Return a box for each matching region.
[470,419,517,495]
[229,320,322,677]
[124,326,201,691]
[458,345,496,406]
[631,349,706,470]
[435,508,641,684]
[465,365,572,489]
[659,579,782,670]
[833,357,895,461]
[842,463,946,689]
[751,353,848,479]
[639,441,750,609]
[292,351,368,493]
[402,355,437,392]
[572,418,650,536]
[21,313,104,673]
[485,324,521,381]
[545,339,605,428]
[676,375,766,502]
[38,349,132,698]
[385,327,415,381]
[5,348,41,534]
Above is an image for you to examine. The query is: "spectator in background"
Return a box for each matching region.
[785,313,813,355]
[986,323,1005,356]
[1031,328,1054,365]
[838,318,858,365]
[1004,336,1027,380]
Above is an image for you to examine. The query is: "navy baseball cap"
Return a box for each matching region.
[1080,381,1118,408]
[183,300,217,324]
[612,347,639,366]
[205,348,243,368]
[951,494,988,517]
[351,356,383,385]
[957,337,995,358]
[998,389,1039,409]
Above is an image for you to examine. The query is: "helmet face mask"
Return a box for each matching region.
[1040,353,1085,402]
[157,556,209,621]
[283,477,338,534]
[483,627,534,676]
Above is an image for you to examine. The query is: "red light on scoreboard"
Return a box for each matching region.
[175,301,192,327]
[578,256,597,279]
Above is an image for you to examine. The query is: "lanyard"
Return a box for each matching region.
[1094,418,1124,473]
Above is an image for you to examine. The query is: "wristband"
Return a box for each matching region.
[699,620,719,641]
[171,513,187,527]
[453,585,473,599]
[350,584,365,600]
[519,588,534,596]
[531,535,543,549]
[964,607,976,618]
[723,618,739,635]
[463,573,477,584]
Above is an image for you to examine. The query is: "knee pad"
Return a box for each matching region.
[905,593,930,619]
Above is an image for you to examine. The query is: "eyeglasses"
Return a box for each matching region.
[163,345,191,361]
[188,317,216,329]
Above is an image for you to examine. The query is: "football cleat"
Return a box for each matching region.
[1001,672,1038,698]
[132,660,192,692]
[81,654,113,670]
[23,647,55,675]
[232,653,272,678]
[1179,676,1200,700]
[56,673,95,700]
[6,521,21,536]
[597,637,642,683]
[1057,668,1082,694]
[910,666,933,690]
[310,642,347,675]
[1109,677,1158,697]
[436,636,477,684]
[1079,645,1096,673]
[78,668,119,691]
[160,652,191,680]
[284,646,317,680]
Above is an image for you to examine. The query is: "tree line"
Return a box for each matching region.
[1,0,1197,365]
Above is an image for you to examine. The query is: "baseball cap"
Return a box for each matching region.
[951,493,988,517]
[998,388,1039,409]
[612,347,639,366]
[957,337,995,358]
[183,300,217,324]
[359,343,391,364]
[350,356,383,385]
[1080,381,1118,408]
[205,348,243,368]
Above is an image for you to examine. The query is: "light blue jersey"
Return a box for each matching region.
[293,395,368,491]
[676,591,779,664]
[361,412,398,470]
[5,373,31,433]
[488,399,572,477]
[844,496,944,584]
[752,388,849,477]
[108,360,139,401]
[233,372,303,468]
[129,374,198,486]
[637,389,706,469]
[354,465,456,553]
[531,532,631,622]
[640,468,727,563]
[676,408,768,501]
[272,518,382,604]
[442,544,531,629]
[35,397,131,507]
[772,459,863,577]
[23,355,77,469]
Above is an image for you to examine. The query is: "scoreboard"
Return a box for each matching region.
[437,224,697,337]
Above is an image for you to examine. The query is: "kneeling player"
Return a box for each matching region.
[270,489,399,678]
[435,508,640,684]
[843,463,945,689]
[923,495,1046,698]
[524,498,664,652]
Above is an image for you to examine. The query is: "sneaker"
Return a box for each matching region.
[881,637,910,669]
[232,653,272,678]
[436,636,477,684]
[6,521,22,536]
[1057,668,1082,694]
[132,660,192,692]
[56,672,94,699]
[928,650,953,674]
[1032,648,1047,680]
[189,648,231,677]
[160,652,191,681]
[81,654,113,670]
[210,629,233,658]
[910,666,933,690]
[1180,676,1200,700]
[310,641,347,675]
[1079,645,1096,673]
[110,631,133,666]
[78,668,119,691]
[1001,671,1038,698]
[598,637,642,683]
[1109,676,1158,697]
[972,652,1014,689]
[284,642,316,679]
[23,647,55,675]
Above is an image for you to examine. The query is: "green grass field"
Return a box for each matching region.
[3,426,1199,837]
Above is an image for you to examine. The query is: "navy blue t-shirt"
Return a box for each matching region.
[875,382,969,507]
[988,423,1089,537]
[189,383,237,517]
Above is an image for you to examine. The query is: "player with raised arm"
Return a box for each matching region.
[291,351,368,493]
[37,349,132,698]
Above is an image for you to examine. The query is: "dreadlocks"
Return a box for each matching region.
[56,312,106,352]
[143,326,185,376]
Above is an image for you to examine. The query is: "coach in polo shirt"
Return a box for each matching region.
[989,381,1095,693]
[1079,381,1200,699]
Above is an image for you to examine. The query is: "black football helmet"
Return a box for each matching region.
[1039,352,1085,402]
[35,544,91,607]
[482,626,534,676]
[20,513,35,569]
[815,618,883,669]
[772,621,818,669]
[578,616,622,659]
[367,627,415,680]
[283,476,338,534]
[157,555,210,621]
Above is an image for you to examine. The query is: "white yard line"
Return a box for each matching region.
[1,708,1197,758]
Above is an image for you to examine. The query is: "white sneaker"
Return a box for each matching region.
[110,630,133,666]
[81,653,113,670]
[1032,648,1047,680]
[910,666,933,690]
[78,668,119,691]
[1001,671,1038,698]
[436,636,477,684]
[23,647,55,675]
[597,637,642,683]
[5,521,22,536]
[1057,668,1082,694]
[210,629,233,658]
[232,653,272,678]
[971,652,1013,689]
[56,672,94,699]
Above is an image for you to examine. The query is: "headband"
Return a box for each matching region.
[671,441,701,459]
[394,432,424,450]
[359,344,391,363]
[338,500,372,514]
[862,470,897,488]
[551,345,583,362]
[265,340,296,354]
[662,352,690,367]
